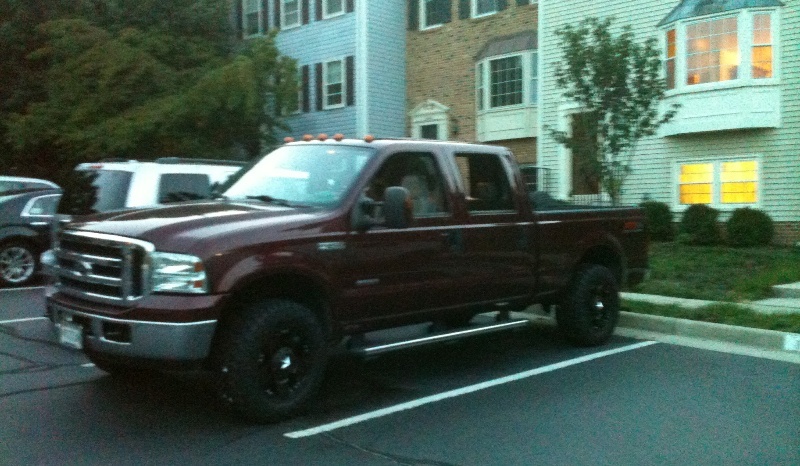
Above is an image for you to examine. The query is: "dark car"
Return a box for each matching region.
[0,176,62,286]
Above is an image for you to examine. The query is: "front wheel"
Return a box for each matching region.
[0,241,38,287]
[215,299,328,423]
[556,264,620,347]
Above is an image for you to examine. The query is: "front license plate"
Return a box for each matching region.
[58,321,83,350]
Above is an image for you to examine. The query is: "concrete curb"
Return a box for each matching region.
[617,311,800,355]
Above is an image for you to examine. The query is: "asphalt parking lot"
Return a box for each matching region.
[1,285,798,465]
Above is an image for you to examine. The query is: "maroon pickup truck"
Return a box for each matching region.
[45,137,648,422]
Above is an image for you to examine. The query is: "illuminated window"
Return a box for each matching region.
[752,14,773,78]
[679,163,713,204]
[721,161,757,203]
[665,29,676,89]
[678,160,758,206]
[686,17,738,85]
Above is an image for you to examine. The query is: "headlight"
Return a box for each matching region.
[149,252,208,294]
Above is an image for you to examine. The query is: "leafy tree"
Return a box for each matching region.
[1,1,296,186]
[548,17,679,205]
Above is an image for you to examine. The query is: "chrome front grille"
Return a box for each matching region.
[52,231,154,304]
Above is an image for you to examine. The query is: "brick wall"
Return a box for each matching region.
[406,2,538,149]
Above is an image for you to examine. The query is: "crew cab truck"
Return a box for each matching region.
[44,137,648,422]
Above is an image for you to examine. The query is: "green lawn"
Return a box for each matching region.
[622,301,800,334]
[631,242,800,302]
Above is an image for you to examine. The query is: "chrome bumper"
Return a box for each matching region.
[49,302,217,361]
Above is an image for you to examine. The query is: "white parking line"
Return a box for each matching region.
[284,340,658,439]
[0,286,45,292]
[0,317,48,324]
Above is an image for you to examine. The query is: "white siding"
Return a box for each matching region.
[539,0,800,224]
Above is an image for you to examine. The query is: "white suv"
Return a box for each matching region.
[71,158,246,213]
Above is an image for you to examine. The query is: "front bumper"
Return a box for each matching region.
[47,299,217,361]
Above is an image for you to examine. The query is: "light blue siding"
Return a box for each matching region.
[364,1,407,137]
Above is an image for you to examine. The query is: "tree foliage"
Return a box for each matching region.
[0,0,296,185]
[548,17,679,205]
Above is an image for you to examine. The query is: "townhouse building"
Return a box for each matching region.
[406,1,539,163]
[233,0,407,139]
[538,0,799,244]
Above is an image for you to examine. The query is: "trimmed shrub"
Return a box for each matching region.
[640,201,674,241]
[726,207,774,247]
[678,204,721,245]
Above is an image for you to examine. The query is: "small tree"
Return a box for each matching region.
[548,17,679,205]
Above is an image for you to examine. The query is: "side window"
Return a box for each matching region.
[158,173,212,203]
[366,152,448,217]
[454,152,515,213]
[23,195,61,217]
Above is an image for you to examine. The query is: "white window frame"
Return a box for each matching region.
[673,156,762,210]
[323,58,345,110]
[322,0,345,19]
[420,0,446,30]
[472,0,498,19]
[281,0,302,29]
[242,0,265,37]
[475,50,537,113]
[662,8,780,96]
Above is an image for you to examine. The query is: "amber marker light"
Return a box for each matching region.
[317,133,328,141]
[303,134,313,141]
[333,133,344,141]
[364,135,375,143]
[283,136,295,143]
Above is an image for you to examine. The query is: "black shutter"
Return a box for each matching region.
[458,0,470,19]
[346,0,354,13]
[316,0,322,20]
[315,62,323,111]
[440,0,452,24]
[302,0,310,24]
[408,0,418,30]
[498,0,508,10]
[345,56,355,106]
[235,0,243,39]
[262,0,270,32]
[302,65,310,113]
[274,0,281,28]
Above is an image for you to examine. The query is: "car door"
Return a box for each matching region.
[338,150,465,324]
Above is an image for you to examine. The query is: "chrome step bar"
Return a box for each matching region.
[350,319,532,356]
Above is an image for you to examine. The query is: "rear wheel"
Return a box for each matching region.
[215,299,328,423]
[556,264,620,347]
[0,240,37,287]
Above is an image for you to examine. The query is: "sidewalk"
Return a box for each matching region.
[618,288,800,362]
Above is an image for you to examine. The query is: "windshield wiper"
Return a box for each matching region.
[245,195,310,208]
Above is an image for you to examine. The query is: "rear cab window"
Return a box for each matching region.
[453,152,517,215]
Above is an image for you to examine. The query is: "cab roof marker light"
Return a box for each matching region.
[284,136,295,143]
[317,133,328,141]
[364,135,375,143]
[333,133,344,141]
[303,134,313,141]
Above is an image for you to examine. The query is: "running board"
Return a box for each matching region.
[349,319,532,356]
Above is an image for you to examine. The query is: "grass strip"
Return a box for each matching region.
[622,300,800,334]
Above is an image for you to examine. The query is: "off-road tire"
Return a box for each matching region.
[0,240,37,287]
[556,264,620,347]
[215,299,328,423]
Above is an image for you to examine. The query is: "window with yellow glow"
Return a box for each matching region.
[721,160,757,203]
[752,14,773,79]
[679,160,758,206]
[686,17,739,85]
[679,163,712,204]
[666,29,676,89]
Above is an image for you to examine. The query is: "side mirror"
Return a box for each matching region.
[350,186,412,231]
[383,186,412,229]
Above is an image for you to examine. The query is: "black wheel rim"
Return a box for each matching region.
[589,283,613,331]
[257,324,314,399]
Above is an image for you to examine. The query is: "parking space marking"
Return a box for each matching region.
[284,340,658,439]
[0,317,47,324]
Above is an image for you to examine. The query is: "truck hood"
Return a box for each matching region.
[64,201,331,254]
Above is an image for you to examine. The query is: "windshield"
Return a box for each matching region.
[223,144,375,207]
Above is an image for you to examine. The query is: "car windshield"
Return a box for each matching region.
[223,144,375,207]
